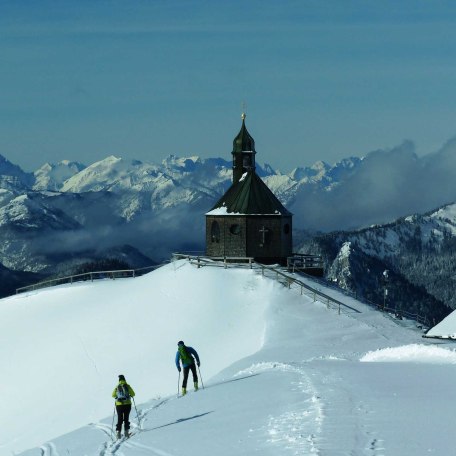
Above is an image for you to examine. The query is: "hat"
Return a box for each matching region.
[177,340,184,346]
[118,374,126,381]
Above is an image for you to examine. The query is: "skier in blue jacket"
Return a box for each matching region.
[175,340,200,395]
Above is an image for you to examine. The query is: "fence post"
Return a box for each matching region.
[224,257,227,269]
[313,292,316,302]
[338,303,341,315]
[90,273,93,282]
[300,285,303,295]
[197,257,201,268]
[327,297,330,309]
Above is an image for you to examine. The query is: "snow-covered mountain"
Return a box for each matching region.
[2,136,456,284]
[0,152,363,277]
[0,154,34,191]
[33,160,86,191]
[298,201,456,318]
[3,260,456,455]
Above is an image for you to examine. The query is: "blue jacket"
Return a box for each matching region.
[175,346,200,370]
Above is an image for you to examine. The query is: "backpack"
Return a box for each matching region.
[178,345,194,365]
[117,384,130,401]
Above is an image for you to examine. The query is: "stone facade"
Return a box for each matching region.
[206,214,292,263]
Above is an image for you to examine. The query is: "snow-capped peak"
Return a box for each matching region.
[61,156,148,193]
[33,160,86,191]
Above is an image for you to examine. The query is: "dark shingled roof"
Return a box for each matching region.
[208,171,292,216]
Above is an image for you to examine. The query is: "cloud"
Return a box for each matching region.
[291,140,456,231]
[27,201,206,265]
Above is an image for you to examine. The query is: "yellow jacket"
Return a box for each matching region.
[112,380,135,405]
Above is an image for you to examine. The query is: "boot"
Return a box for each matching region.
[116,430,121,439]
[182,387,187,396]
[194,381,199,392]
[125,428,131,438]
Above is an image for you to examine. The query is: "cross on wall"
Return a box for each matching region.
[259,226,268,247]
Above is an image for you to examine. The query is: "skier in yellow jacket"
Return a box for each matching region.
[112,374,135,439]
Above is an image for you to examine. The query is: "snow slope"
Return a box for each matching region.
[0,261,268,454]
[2,260,456,455]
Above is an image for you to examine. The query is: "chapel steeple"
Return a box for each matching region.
[206,113,293,265]
[232,113,256,183]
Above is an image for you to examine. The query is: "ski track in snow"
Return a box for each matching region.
[122,440,176,456]
[236,360,390,455]
[96,427,176,456]
[91,397,174,456]
[93,366,326,456]
[310,366,386,456]
[236,361,324,455]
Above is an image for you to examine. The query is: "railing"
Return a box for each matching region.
[15,252,431,329]
[173,253,360,316]
[296,270,431,329]
[172,253,255,269]
[15,265,161,294]
[177,254,433,326]
[258,263,361,315]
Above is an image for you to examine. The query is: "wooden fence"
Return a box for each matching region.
[14,253,433,329]
[172,254,360,316]
[15,265,160,294]
[177,254,432,326]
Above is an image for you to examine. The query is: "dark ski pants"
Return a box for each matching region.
[116,404,131,431]
[182,363,198,388]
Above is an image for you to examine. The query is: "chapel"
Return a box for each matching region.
[205,113,292,264]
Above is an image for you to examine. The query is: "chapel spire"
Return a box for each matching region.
[232,113,256,183]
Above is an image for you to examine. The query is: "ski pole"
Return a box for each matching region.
[177,371,181,397]
[111,404,116,441]
[197,364,205,389]
[132,396,141,429]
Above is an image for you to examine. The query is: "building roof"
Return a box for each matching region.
[232,114,256,154]
[206,171,292,216]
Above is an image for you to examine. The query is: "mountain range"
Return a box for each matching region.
[2,137,456,309]
[0,151,362,276]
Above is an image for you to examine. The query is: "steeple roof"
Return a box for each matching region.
[232,113,256,154]
[207,171,292,216]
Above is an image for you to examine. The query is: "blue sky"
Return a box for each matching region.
[2,0,456,172]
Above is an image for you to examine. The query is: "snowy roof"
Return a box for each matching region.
[426,310,456,339]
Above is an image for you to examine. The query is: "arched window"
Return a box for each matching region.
[211,221,220,243]
[229,224,241,235]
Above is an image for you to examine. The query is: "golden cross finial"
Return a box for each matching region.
[241,101,246,120]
